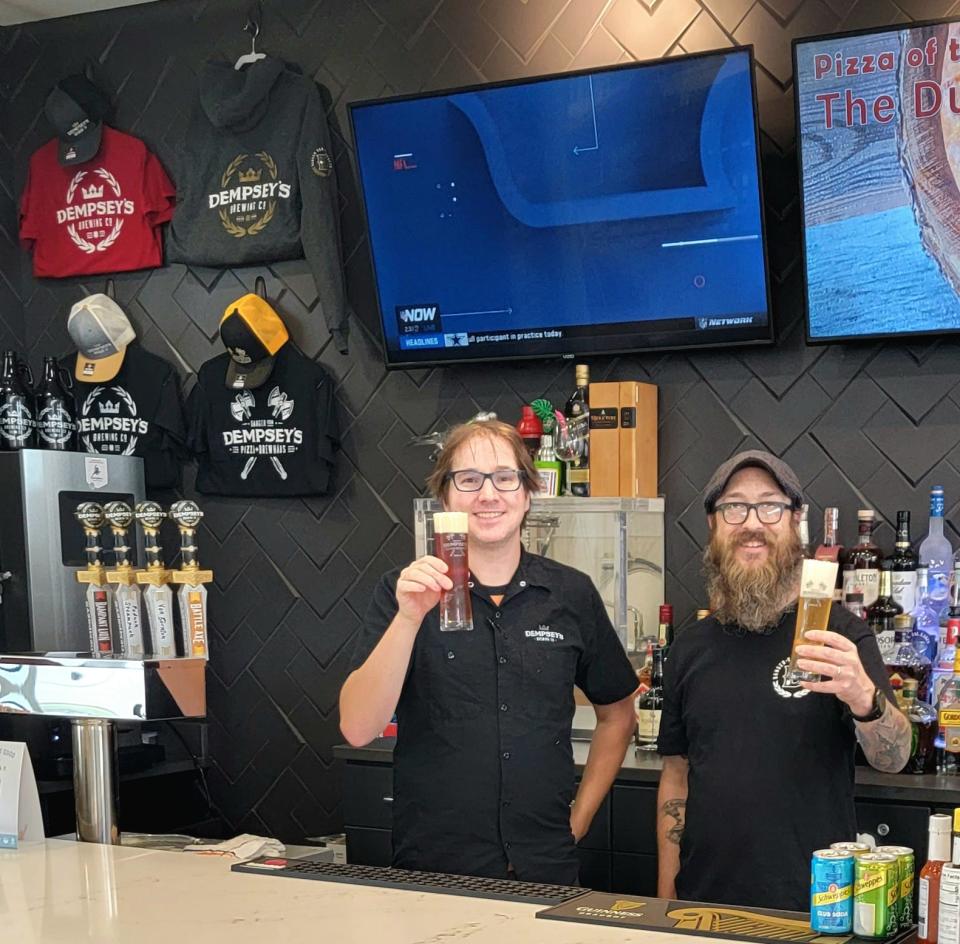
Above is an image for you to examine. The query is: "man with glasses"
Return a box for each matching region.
[340,419,637,884]
[656,450,909,911]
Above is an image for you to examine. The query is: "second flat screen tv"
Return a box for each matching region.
[796,19,960,342]
[349,48,772,368]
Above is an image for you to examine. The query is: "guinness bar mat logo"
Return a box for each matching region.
[536,892,918,944]
[209,151,291,238]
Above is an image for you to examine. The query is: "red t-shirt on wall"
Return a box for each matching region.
[19,126,175,277]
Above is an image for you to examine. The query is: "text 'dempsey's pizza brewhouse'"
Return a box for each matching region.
[186,292,338,498]
[165,56,352,355]
[61,294,187,490]
[19,75,175,277]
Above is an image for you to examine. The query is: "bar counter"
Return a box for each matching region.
[334,738,960,806]
[3,838,720,944]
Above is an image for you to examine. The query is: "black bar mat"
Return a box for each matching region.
[536,891,917,944]
[231,858,584,905]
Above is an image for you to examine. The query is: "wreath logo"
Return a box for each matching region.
[80,384,141,455]
[218,151,279,238]
[64,168,125,254]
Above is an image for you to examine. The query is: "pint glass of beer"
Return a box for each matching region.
[433,511,473,632]
[786,558,840,686]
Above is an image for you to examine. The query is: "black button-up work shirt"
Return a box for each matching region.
[350,549,638,884]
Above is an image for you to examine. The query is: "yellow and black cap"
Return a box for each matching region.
[220,294,289,390]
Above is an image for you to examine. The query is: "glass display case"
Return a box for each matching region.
[413,497,665,657]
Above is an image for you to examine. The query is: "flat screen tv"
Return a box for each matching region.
[349,47,773,368]
[795,19,960,343]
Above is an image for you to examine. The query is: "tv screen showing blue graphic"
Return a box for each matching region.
[796,20,960,342]
[349,48,772,367]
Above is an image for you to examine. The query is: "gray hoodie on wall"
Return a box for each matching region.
[167,57,350,353]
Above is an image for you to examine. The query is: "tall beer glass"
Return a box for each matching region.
[786,558,839,685]
[433,511,473,631]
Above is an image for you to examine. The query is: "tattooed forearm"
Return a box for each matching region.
[856,700,911,773]
[662,798,686,845]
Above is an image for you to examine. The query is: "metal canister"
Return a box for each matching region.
[811,849,854,934]
[830,841,873,857]
[875,845,915,929]
[854,852,898,939]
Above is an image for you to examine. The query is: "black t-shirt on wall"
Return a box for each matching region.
[186,345,338,497]
[656,606,895,913]
[65,344,186,490]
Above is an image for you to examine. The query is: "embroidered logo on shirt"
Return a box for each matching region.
[525,625,564,643]
[310,146,332,177]
[771,657,811,700]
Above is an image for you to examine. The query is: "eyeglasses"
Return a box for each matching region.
[447,469,524,492]
[713,501,792,525]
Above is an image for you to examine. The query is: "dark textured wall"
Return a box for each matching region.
[0,0,955,842]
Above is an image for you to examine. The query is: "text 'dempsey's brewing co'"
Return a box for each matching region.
[875,845,915,930]
[810,850,854,934]
[854,852,899,939]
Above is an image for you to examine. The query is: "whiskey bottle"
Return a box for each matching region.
[866,560,903,659]
[564,364,589,497]
[814,506,844,600]
[844,509,881,607]
[889,510,919,614]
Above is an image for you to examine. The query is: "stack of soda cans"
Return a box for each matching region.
[811,841,914,937]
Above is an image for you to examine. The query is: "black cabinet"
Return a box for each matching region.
[856,801,931,863]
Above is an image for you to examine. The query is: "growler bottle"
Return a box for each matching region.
[35,356,76,451]
[0,350,35,450]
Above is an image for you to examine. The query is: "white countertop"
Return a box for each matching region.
[0,839,722,944]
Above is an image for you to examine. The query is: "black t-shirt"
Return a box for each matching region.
[350,549,638,885]
[66,345,186,490]
[186,345,337,497]
[657,606,895,912]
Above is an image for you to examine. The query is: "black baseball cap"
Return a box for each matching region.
[219,294,289,390]
[44,74,110,166]
[704,450,804,512]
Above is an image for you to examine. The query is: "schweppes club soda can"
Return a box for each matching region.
[811,850,854,934]
[854,853,898,939]
[875,845,914,929]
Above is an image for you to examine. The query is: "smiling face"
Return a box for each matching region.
[442,433,531,551]
[704,465,803,631]
[709,466,797,568]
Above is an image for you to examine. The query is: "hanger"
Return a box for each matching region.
[234,6,266,71]
[104,277,115,300]
[254,276,267,299]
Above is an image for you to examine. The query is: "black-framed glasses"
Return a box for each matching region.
[447,469,524,492]
[714,501,792,525]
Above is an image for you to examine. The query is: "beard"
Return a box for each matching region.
[703,526,803,632]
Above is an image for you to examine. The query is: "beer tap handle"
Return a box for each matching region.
[180,528,198,569]
[143,528,162,568]
[84,528,103,567]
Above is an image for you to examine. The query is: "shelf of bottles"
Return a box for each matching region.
[805,487,959,775]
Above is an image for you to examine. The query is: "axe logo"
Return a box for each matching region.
[396,303,441,335]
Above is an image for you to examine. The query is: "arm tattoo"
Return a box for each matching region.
[856,700,911,773]
[662,798,686,845]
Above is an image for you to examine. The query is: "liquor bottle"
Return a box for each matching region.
[920,486,952,620]
[934,640,960,754]
[658,604,674,650]
[534,434,562,497]
[635,645,664,751]
[914,566,941,662]
[866,560,903,657]
[515,406,542,459]
[564,364,590,497]
[815,507,844,600]
[901,678,937,774]
[889,510,919,614]
[885,613,931,697]
[798,504,811,558]
[34,355,76,451]
[842,564,865,618]
[844,510,881,608]
[0,350,35,451]
[917,813,951,944]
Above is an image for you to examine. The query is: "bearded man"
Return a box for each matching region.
[655,451,910,911]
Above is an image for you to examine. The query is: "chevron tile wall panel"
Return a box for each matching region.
[0,0,957,841]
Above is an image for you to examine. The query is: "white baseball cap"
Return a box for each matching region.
[67,293,136,382]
